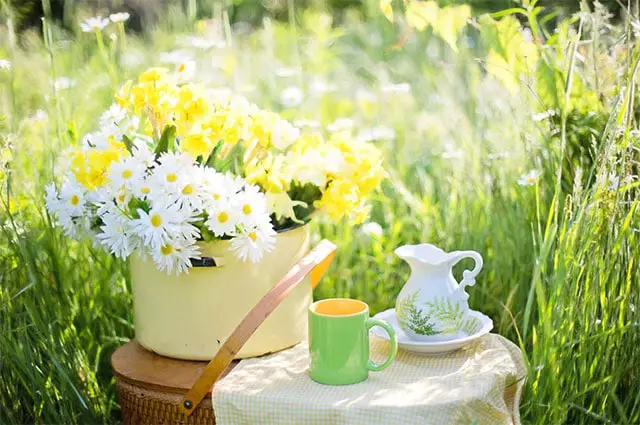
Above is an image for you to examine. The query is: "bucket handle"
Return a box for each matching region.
[180,239,337,416]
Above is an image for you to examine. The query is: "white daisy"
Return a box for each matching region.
[517,169,542,187]
[279,86,304,108]
[59,181,86,217]
[119,115,140,136]
[205,204,239,237]
[109,12,130,23]
[96,210,137,259]
[108,156,145,191]
[80,16,110,32]
[45,183,60,215]
[151,237,201,275]
[130,202,198,248]
[100,103,128,129]
[150,153,195,197]
[201,171,242,209]
[230,221,276,263]
[0,59,11,70]
[82,131,110,149]
[234,186,269,227]
[132,138,156,168]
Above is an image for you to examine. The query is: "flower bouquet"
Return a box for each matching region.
[45,67,384,359]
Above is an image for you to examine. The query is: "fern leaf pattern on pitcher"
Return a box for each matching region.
[423,296,466,333]
[396,290,440,336]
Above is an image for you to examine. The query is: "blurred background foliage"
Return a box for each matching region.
[1,0,639,424]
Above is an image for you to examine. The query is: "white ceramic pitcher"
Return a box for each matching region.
[394,244,483,342]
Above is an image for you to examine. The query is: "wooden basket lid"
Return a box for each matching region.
[111,340,238,395]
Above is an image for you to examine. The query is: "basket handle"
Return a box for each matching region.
[180,239,337,416]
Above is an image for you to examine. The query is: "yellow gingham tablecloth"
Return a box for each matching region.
[213,334,526,425]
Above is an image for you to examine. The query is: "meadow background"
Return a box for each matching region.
[1,0,639,424]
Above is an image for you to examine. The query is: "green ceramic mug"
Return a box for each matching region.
[308,298,398,385]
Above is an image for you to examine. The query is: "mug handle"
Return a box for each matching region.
[450,251,483,301]
[365,318,398,372]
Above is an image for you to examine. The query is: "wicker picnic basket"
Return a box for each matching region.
[112,241,336,424]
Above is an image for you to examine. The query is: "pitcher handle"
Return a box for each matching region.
[451,251,483,300]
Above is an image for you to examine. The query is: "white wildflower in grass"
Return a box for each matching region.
[174,60,196,82]
[275,67,300,78]
[130,201,198,249]
[151,237,201,275]
[361,221,383,238]
[230,221,276,263]
[80,16,110,33]
[380,82,411,94]
[54,77,75,91]
[0,59,11,70]
[185,36,224,49]
[517,169,542,186]
[109,12,130,23]
[279,86,304,108]
[293,119,321,129]
[356,126,396,143]
[441,143,464,159]
[33,110,48,122]
[597,171,621,191]
[310,79,337,95]
[160,50,193,64]
[327,118,354,133]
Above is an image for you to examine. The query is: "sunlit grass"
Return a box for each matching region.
[0,2,639,424]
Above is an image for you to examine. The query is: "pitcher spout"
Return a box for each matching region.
[394,244,453,267]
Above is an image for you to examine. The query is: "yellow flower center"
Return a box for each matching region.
[213,193,221,200]
[217,211,229,223]
[248,231,257,242]
[166,173,178,183]
[122,169,133,179]
[150,214,163,227]
[242,204,252,215]
[178,63,186,72]
[117,194,126,203]
[160,244,173,255]
[141,187,150,194]
[182,184,194,195]
[70,195,80,206]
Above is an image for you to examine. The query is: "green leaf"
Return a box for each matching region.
[122,135,134,155]
[154,125,177,159]
[210,142,243,173]
[205,140,224,168]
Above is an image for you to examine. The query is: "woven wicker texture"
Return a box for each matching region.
[117,380,215,425]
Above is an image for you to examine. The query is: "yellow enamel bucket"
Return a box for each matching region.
[130,225,311,360]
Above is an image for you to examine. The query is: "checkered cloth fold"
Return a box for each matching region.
[213,334,526,425]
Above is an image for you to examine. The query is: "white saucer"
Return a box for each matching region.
[371,309,493,356]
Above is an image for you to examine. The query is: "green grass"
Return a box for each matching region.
[1,2,639,424]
